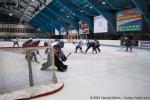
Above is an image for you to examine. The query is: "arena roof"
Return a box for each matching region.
[0,0,150,32]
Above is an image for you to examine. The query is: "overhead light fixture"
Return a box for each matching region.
[80,10,83,12]
[60,9,64,12]
[102,1,106,5]
[67,16,69,18]
[9,13,13,16]
[32,0,34,1]
[90,6,92,9]
[73,13,75,15]
[37,28,40,31]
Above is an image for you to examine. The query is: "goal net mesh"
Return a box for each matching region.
[0,47,53,94]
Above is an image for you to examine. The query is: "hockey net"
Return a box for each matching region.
[0,44,63,99]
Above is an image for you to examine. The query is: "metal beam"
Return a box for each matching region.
[131,0,150,28]
[47,4,79,29]
[23,16,31,21]
[105,0,116,10]
[24,13,33,18]
[37,14,60,30]
[30,18,53,32]
[29,21,48,32]
[39,11,68,30]
[86,0,116,32]
[38,9,70,31]
[36,0,79,29]
[21,0,28,4]
[24,10,34,15]
[28,5,37,9]
[57,0,93,31]
[70,0,94,16]
[35,16,57,30]
[30,22,48,32]
[38,6,71,29]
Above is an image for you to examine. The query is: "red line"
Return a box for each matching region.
[0,46,48,49]
[16,83,64,100]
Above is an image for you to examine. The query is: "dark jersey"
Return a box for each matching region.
[22,39,33,47]
[44,42,48,46]
[87,42,95,47]
[53,41,66,61]
[31,40,40,47]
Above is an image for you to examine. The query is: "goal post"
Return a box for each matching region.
[0,45,63,99]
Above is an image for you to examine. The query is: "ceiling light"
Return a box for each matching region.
[102,1,106,5]
[73,13,75,15]
[32,0,34,1]
[60,9,64,12]
[90,6,92,9]
[37,28,40,31]
[9,13,13,16]
[67,16,69,18]
[80,10,83,12]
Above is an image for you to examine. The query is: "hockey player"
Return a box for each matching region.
[42,41,67,71]
[92,39,101,53]
[23,38,40,63]
[74,40,83,53]
[84,40,95,54]
[53,41,67,72]
[30,39,40,63]
[31,39,40,47]
[44,41,51,54]
[23,38,33,60]
[13,38,19,47]
[125,37,132,52]
[22,38,33,47]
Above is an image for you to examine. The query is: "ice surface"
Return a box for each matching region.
[0,41,150,100]
[33,43,150,100]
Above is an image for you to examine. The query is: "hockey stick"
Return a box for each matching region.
[72,42,78,47]
[66,52,72,58]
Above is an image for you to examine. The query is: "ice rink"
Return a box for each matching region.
[0,41,150,100]
[34,42,150,100]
